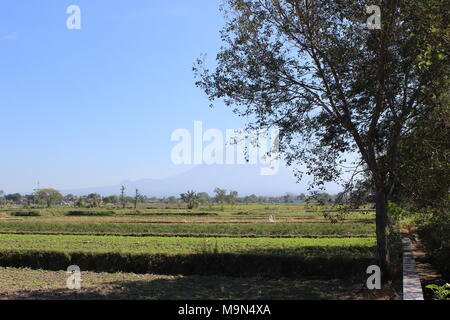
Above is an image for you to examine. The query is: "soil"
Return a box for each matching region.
[407,234,446,300]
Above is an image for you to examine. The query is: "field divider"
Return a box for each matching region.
[0,231,375,239]
[0,249,377,279]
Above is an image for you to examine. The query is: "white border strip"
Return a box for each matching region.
[403,238,424,300]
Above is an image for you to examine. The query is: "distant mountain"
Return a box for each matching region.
[63,164,341,197]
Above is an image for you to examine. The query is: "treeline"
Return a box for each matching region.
[0,187,355,209]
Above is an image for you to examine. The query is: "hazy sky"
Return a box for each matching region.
[0,0,347,195]
[0,0,249,192]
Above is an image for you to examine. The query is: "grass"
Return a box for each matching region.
[0,267,400,300]
[0,204,375,220]
[0,204,382,281]
[0,221,375,238]
[0,234,376,255]
[0,234,377,278]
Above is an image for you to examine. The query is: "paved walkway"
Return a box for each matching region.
[403,237,424,300]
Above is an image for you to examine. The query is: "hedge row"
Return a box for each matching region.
[0,231,373,239]
[0,250,376,279]
[0,221,375,237]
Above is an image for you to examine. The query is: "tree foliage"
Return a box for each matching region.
[35,188,63,208]
[194,0,448,275]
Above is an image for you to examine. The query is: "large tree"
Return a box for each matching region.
[194,0,448,276]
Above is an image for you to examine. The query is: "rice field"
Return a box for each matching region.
[0,204,399,299]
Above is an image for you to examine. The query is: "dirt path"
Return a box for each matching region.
[408,235,445,300]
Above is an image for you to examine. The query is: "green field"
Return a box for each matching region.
[0,204,398,299]
[0,233,376,255]
[0,221,375,237]
[0,204,375,219]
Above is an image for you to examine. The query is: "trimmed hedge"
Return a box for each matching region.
[0,250,376,279]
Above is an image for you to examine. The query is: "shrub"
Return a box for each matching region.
[9,211,41,217]
[426,283,450,300]
[416,206,450,280]
[66,210,115,217]
[0,249,376,279]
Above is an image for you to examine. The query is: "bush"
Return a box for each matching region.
[416,207,450,280]
[9,211,41,217]
[66,210,115,217]
[0,249,376,279]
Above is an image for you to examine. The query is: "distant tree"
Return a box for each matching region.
[164,196,178,205]
[243,194,258,204]
[86,193,102,208]
[257,196,268,204]
[5,193,23,205]
[214,188,227,204]
[134,189,141,211]
[103,195,119,205]
[247,194,258,204]
[180,191,200,210]
[75,196,86,208]
[310,192,333,205]
[120,186,127,209]
[63,194,78,204]
[226,191,239,205]
[35,188,63,208]
[140,195,149,203]
[297,194,306,202]
[283,193,295,204]
[23,195,35,208]
[0,190,4,207]
[197,192,211,205]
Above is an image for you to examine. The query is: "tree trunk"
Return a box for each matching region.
[375,186,391,279]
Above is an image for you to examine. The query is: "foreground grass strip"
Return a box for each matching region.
[0,222,375,238]
[0,234,377,278]
[0,234,376,255]
[0,267,399,300]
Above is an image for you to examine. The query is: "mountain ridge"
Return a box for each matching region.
[62,164,341,197]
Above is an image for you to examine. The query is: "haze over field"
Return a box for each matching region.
[61,164,342,197]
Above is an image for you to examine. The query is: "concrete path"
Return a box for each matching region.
[403,237,424,300]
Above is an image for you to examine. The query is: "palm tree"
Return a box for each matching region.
[180,191,199,210]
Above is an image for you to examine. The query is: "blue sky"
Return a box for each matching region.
[0,0,346,195]
[0,0,258,193]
